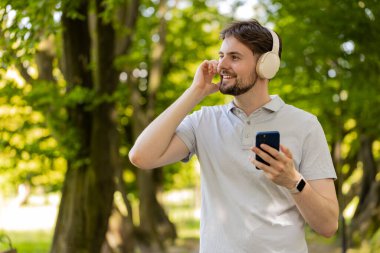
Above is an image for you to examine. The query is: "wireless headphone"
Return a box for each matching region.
[256,29,281,79]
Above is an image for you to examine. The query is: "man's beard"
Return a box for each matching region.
[219,70,258,96]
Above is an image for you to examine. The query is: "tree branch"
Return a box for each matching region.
[115,0,140,56]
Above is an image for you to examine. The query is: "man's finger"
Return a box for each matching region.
[259,144,283,161]
[251,146,279,167]
[249,154,276,174]
[280,144,293,159]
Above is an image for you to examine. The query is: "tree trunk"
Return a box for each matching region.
[349,133,380,246]
[133,0,177,250]
[51,0,119,252]
[332,138,348,253]
[355,134,377,215]
[51,1,93,252]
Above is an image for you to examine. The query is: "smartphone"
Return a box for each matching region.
[255,131,280,167]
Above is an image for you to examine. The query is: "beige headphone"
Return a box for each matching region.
[256,29,281,79]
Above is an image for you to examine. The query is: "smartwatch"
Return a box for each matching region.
[289,176,306,194]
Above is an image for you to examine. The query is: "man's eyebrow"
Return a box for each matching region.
[218,51,244,56]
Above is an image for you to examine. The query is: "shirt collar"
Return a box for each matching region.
[226,101,236,112]
[227,95,285,113]
[263,95,285,112]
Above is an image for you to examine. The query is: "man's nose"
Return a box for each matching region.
[217,58,228,73]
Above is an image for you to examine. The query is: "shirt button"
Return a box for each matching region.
[247,120,251,125]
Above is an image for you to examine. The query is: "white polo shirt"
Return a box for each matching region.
[176,95,337,253]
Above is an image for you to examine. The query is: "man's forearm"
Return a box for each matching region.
[292,179,339,237]
[129,87,203,169]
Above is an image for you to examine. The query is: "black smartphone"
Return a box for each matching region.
[255,131,280,167]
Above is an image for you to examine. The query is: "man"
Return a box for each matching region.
[129,19,339,252]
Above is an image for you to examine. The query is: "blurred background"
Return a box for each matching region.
[0,0,379,252]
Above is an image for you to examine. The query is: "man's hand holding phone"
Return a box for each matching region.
[250,131,300,190]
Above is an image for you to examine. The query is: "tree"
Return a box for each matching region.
[51,0,121,251]
[124,1,225,250]
[261,0,380,249]
[0,0,228,252]
[1,0,138,252]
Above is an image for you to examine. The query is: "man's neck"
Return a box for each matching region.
[233,89,271,116]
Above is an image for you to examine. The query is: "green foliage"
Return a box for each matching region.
[0,0,232,198]
[163,159,199,191]
[262,0,380,247]
[265,0,380,133]
[115,0,230,192]
[0,74,64,193]
[1,0,379,251]
[369,228,380,252]
[0,0,59,65]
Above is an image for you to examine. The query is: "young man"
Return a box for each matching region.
[129,19,339,252]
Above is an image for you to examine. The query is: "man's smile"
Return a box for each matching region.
[222,75,235,79]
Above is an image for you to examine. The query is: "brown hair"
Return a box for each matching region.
[220,19,282,59]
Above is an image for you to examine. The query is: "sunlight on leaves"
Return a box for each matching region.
[373,140,380,159]
[342,163,363,195]
[343,196,359,220]
[342,131,358,159]
[344,118,357,131]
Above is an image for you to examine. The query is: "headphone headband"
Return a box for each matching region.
[268,29,279,55]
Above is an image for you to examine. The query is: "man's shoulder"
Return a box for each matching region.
[269,95,316,121]
[281,103,317,121]
[195,104,230,115]
[186,105,229,126]
[277,104,321,130]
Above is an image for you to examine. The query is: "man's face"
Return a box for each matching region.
[218,36,258,96]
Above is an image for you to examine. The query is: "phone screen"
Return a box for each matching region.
[255,131,280,167]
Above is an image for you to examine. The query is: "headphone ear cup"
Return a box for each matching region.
[256,52,280,79]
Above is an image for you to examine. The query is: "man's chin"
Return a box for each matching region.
[219,83,255,96]
[219,81,235,93]
[219,86,236,95]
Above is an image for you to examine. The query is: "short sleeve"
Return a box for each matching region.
[175,112,198,162]
[300,117,337,180]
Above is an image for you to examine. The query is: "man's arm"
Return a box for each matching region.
[129,60,219,169]
[251,144,339,238]
[293,178,339,237]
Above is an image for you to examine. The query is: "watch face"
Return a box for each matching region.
[297,179,306,192]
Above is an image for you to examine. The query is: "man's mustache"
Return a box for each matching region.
[219,70,236,76]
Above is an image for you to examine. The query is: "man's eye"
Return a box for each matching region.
[219,55,224,59]
[232,55,239,60]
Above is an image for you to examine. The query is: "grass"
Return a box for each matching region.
[4,230,52,253]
